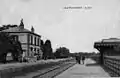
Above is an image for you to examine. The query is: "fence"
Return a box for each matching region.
[103,56,120,77]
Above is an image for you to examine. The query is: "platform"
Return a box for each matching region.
[55,58,110,78]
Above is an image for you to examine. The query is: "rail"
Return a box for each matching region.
[33,60,75,78]
[0,58,75,78]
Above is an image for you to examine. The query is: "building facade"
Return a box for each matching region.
[2,19,43,58]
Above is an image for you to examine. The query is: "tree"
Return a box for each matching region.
[54,47,70,58]
[41,40,44,46]
[42,39,53,59]
[40,40,44,52]
[39,40,44,59]
[0,32,12,62]
[11,40,23,61]
[0,32,23,63]
[0,24,17,31]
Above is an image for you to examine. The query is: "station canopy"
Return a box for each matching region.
[94,38,120,48]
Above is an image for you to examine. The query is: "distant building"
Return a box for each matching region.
[2,19,43,58]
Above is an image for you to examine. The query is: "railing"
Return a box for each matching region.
[104,56,120,77]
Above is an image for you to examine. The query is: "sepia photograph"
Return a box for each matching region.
[0,0,120,78]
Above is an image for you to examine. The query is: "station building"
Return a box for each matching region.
[94,38,120,64]
[2,19,43,58]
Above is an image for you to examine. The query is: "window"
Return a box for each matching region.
[37,49,39,53]
[39,39,41,46]
[31,47,33,51]
[6,52,13,61]
[31,35,33,44]
[29,35,31,44]
[34,48,36,53]
[37,38,39,46]
[7,53,12,56]
[15,35,19,41]
[34,37,36,45]
[12,35,19,41]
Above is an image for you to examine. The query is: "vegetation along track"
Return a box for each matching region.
[33,62,76,78]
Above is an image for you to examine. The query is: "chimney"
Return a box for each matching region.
[31,26,35,33]
[19,18,24,29]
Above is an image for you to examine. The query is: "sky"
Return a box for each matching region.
[0,0,120,53]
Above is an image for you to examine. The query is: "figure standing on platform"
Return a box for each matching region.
[81,56,85,64]
[78,55,81,64]
[75,55,81,64]
[75,56,78,63]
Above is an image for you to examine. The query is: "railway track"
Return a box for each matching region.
[33,61,76,78]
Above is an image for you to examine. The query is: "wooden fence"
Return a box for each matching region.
[103,56,120,77]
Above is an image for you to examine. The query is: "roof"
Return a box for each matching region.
[2,27,31,33]
[94,38,120,48]
[102,38,120,42]
[1,27,41,37]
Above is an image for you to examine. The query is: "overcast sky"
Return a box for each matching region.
[0,0,120,53]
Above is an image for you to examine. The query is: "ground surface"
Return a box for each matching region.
[55,58,110,78]
[0,59,64,70]
[14,59,75,78]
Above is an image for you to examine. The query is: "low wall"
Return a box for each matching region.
[0,58,75,78]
